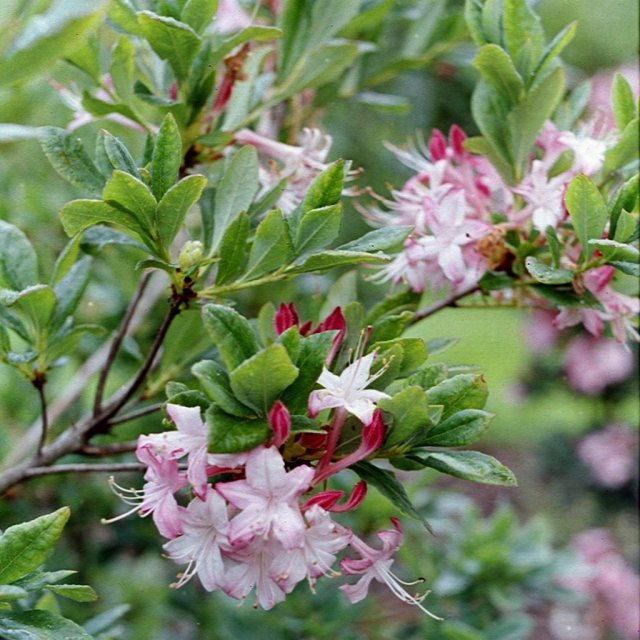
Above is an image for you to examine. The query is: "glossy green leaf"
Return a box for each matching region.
[156,174,207,247]
[611,73,637,130]
[215,213,250,285]
[338,226,413,254]
[201,304,259,371]
[137,11,201,81]
[530,21,576,85]
[0,2,107,86]
[39,127,105,196]
[0,610,92,639]
[280,331,335,413]
[419,409,493,447]
[379,386,432,449]
[565,174,608,261]
[192,359,254,417]
[352,461,425,523]
[151,113,183,201]
[206,406,270,453]
[426,374,488,421]
[294,204,342,256]
[229,344,299,414]
[588,239,640,264]
[0,508,69,585]
[0,221,38,290]
[524,256,573,284]
[245,209,294,279]
[473,44,524,102]
[46,584,98,602]
[103,170,157,229]
[603,117,639,175]
[299,159,344,215]
[286,250,390,274]
[182,0,218,34]
[211,145,259,252]
[410,450,517,486]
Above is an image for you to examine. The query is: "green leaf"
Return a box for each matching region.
[502,0,545,67]
[545,225,562,267]
[507,66,565,178]
[245,209,294,279]
[0,2,107,86]
[611,73,637,130]
[280,332,336,413]
[206,406,270,453]
[191,359,254,417]
[13,570,76,592]
[137,11,202,82]
[110,36,136,102]
[410,450,517,486]
[530,22,576,85]
[103,170,157,229]
[352,461,425,523]
[182,0,218,34]
[10,285,57,336]
[524,256,573,284]
[473,44,524,102]
[286,250,390,274]
[156,174,207,247]
[613,211,638,244]
[215,213,250,285]
[419,409,493,447]
[0,508,70,585]
[609,175,639,239]
[46,584,98,602]
[79,226,147,254]
[588,239,640,264]
[426,374,488,421]
[151,113,183,201]
[201,304,259,371]
[0,584,28,601]
[229,344,299,414]
[609,260,640,277]
[0,221,38,290]
[465,0,487,46]
[603,117,640,175]
[109,0,144,35]
[379,386,432,449]
[51,257,91,331]
[294,204,343,256]
[210,145,259,253]
[299,159,344,215]
[101,130,140,178]
[338,226,413,253]
[209,26,282,68]
[0,610,93,639]
[39,127,105,196]
[565,174,608,261]
[80,91,141,125]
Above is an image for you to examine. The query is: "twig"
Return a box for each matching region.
[25,463,148,479]
[81,441,138,457]
[34,375,48,459]
[410,285,481,324]
[94,273,152,416]
[107,403,163,427]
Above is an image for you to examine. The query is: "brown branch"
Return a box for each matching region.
[94,273,152,416]
[81,441,138,457]
[410,285,481,324]
[107,403,163,427]
[34,374,48,459]
[24,463,148,479]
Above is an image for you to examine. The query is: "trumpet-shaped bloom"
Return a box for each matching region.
[308,352,390,425]
[216,445,315,549]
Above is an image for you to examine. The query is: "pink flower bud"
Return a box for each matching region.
[274,302,299,334]
[428,129,447,161]
[269,401,291,447]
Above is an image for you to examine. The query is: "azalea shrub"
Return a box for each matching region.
[0,0,638,638]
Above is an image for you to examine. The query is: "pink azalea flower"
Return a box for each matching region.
[103,443,188,539]
[340,518,442,619]
[212,0,252,34]
[308,352,390,425]
[216,445,315,549]
[564,335,634,394]
[163,487,231,590]
[576,424,638,488]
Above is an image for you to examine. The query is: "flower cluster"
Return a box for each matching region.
[104,304,440,616]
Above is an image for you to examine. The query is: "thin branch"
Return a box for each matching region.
[81,441,138,457]
[107,402,163,427]
[94,273,152,416]
[410,285,481,324]
[25,463,148,479]
[34,377,48,459]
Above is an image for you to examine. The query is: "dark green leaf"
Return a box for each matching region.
[410,450,517,486]
[245,209,294,279]
[192,359,254,417]
[206,406,270,453]
[426,374,488,421]
[565,174,608,261]
[419,409,493,447]
[379,386,432,449]
[0,610,93,639]
[80,225,147,253]
[473,44,524,102]
[0,221,38,290]
[103,170,157,229]
[102,130,140,178]
[299,159,344,215]
[201,304,259,371]
[51,257,91,331]
[215,212,250,285]
[589,239,639,263]
[524,256,573,284]
[229,344,299,414]
[294,204,342,256]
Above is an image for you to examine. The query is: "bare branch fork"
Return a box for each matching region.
[0,282,189,495]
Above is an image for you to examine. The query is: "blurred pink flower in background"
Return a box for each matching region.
[563,335,634,394]
[576,424,638,488]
